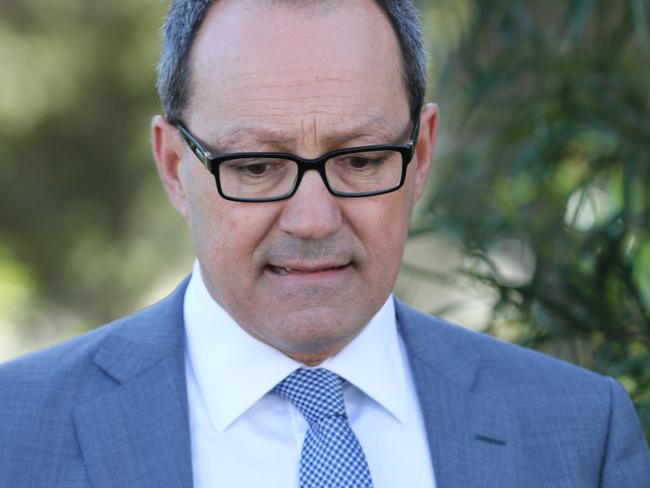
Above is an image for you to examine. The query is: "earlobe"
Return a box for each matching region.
[412,103,439,201]
[151,115,189,218]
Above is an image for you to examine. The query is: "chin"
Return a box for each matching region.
[266,310,366,353]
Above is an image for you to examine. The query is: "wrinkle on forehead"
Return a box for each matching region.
[191,65,371,115]
[194,68,373,111]
[214,69,357,87]
[195,113,410,154]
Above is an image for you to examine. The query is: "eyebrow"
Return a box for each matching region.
[202,117,410,153]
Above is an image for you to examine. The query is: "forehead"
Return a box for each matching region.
[185,0,410,141]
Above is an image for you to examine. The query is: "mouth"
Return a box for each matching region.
[267,263,351,276]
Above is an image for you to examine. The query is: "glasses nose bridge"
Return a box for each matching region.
[292,153,334,197]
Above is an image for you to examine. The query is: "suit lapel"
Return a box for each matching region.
[74,279,193,488]
[396,302,519,488]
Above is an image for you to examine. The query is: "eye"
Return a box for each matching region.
[225,159,290,178]
[348,157,377,169]
[239,162,273,176]
[337,154,386,171]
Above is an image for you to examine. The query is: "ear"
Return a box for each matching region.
[412,102,439,201]
[151,115,189,219]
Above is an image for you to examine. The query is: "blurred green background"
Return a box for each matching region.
[1,0,649,436]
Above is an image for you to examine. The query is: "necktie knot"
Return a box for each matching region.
[273,368,346,425]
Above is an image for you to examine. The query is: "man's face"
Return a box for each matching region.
[153,0,437,364]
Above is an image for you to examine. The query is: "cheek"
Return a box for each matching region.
[185,183,280,281]
[347,192,413,271]
[185,179,221,248]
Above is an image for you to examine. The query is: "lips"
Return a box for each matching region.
[268,263,350,275]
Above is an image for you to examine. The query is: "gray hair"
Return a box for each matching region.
[156,0,426,122]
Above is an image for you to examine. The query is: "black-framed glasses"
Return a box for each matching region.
[171,118,420,203]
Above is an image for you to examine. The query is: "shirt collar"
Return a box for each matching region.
[184,260,410,432]
[321,296,409,424]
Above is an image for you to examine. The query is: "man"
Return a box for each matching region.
[0,0,648,486]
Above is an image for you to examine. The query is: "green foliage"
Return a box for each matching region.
[0,0,191,330]
[416,0,650,435]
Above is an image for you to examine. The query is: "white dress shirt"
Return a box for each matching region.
[184,260,436,487]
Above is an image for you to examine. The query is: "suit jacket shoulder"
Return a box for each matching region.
[0,278,192,488]
[395,300,650,487]
[398,300,604,387]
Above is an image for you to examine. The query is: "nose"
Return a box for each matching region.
[278,170,343,240]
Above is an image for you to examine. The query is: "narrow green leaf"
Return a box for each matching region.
[631,0,650,46]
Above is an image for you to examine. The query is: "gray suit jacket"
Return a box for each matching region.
[1,278,648,487]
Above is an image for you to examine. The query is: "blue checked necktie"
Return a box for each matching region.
[274,368,374,488]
